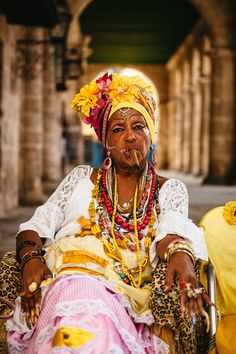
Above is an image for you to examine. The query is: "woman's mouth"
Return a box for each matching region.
[125,149,140,170]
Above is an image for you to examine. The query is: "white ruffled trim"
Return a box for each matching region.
[45,274,155,326]
[50,344,126,354]
[7,341,29,354]
[6,297,34,336]
[35,298,148,354]
[150,211,208,267]
[115,291,155,326]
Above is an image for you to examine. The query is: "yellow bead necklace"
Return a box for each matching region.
[86,167,157,288]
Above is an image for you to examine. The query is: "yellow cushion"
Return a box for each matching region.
[199,206,236,316]
[215,315,236,354]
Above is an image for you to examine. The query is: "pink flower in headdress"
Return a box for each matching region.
[96,72,112,91]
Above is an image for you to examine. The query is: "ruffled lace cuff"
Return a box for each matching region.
[149,211,208,268]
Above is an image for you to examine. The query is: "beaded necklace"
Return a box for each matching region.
[87,163,160,288]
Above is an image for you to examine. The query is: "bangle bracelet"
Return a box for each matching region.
[167,240,193,251]
[167,244,195,260]
[20,255,45,272]
[165,241,195,263]
[16,240,42,261]
[20,250,45,272]
[167,249,196,264]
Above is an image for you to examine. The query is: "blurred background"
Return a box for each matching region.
[0,0,236,256]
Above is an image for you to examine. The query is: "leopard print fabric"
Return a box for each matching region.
[0,252,21,354]
[0,252,21,312]
[150,260,209,353]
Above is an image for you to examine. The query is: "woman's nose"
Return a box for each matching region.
[124,129,136,142]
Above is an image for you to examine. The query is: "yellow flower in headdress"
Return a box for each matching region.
[222,201,236,225]
[71,80,99,117]
[108,74,139,105]
[126,75,153,94]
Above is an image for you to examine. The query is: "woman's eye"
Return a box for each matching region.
[133,124,145,130]
[111,127,123,133]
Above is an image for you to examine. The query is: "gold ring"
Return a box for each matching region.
[187,289,196,298]
[185,283,193,291]
[28,281,38,293]
[194,287,205,295]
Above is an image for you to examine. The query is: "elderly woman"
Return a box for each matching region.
[6,73,208,353]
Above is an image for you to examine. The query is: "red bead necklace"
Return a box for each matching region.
[100,163,158,234]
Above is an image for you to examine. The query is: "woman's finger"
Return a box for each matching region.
[202,289,213,307]
[21,296,30,317]
[43,267,52,280]
[180,287,187,318]
[179,280,196,318]
[188,296,196,319]
[164,264,175,292]
[28,296,35,324]
[196,294,205,316]
[33,289,42,317]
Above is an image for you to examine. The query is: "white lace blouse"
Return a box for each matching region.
[18,165,208,266]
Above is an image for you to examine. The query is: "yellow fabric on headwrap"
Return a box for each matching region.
[109,101,155,143]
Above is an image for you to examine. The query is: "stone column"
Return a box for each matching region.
[166,70,183,171]
[191,81,202,175]
[173,96,184,171]
[207,48,235,184]
[182,87,193,173]
[200,74,211,178]
[20,28,45,204]
[42,43,62,193]
[157,101,168,169]
[166,99,176,170]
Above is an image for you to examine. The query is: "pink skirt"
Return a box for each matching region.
[8,275,168,354]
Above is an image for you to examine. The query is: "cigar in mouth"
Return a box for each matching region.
[129,150,140,170]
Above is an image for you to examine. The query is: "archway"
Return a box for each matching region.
[68,0,235,183]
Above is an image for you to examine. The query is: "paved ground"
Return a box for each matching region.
[1,171,236,259]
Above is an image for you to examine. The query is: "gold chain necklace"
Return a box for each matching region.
[111,168,143,287]
[87,168,156,288]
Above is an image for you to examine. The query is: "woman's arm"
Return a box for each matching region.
[16,165,92,325]
[153,179,209,319]
[17,230,52,325]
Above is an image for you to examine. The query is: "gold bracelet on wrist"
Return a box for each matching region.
[167,248,196,264]
[164,241,195,264]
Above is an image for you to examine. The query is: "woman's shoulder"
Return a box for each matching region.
[157,175,187,191]
[157,175,168,189]
[66,165,93,180]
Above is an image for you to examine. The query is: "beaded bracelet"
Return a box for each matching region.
[16,240,43,261]
[20,250,45,272]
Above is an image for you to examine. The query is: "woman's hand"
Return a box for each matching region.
[20,258,52,325]
[164,252,211,320]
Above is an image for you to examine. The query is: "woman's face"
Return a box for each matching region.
[106,108,151,172]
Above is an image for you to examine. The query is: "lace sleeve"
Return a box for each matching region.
[18,165,92,240]
[149,179,208,266]
[159,179,189,218]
